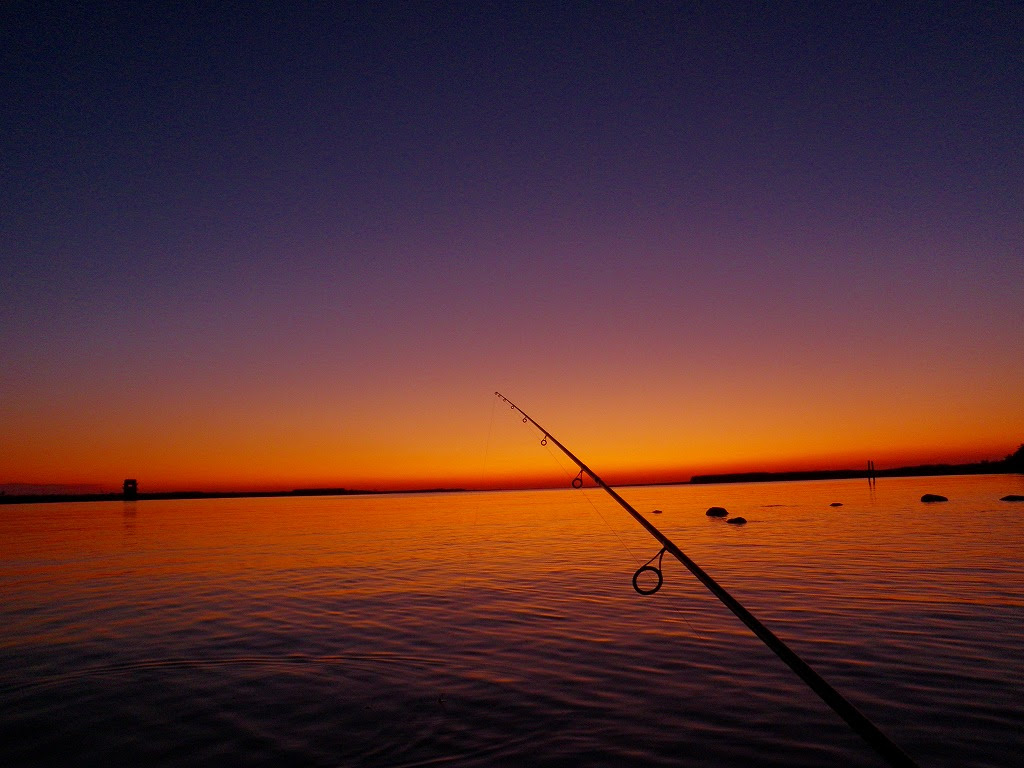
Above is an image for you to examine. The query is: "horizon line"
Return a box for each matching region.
[3,456,1021,503]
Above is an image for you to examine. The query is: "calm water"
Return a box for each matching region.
[2,474,1023,767]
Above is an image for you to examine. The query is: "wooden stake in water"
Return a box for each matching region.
[495,392,920,768]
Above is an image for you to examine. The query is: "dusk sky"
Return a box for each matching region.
[3,2,1022,491]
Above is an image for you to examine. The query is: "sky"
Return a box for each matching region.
[2,2,1022,492]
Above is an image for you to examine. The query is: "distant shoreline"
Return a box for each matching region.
[2,458,1022,505]
[0,487,467,506]
[687,460,1020,486]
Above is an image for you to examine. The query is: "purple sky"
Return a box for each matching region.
[2,3,1022,490]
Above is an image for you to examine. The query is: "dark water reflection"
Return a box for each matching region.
[2,474,1023,766]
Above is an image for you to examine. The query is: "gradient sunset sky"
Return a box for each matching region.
[3,3,1022,492]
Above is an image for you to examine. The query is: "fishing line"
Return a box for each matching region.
[523,413,711,640]
[493,391,921,768]
[476,392,499,525]
[453,395,503,597]
[529,428,714,643]
[514,410,644,567]
[480,392,498,485]
[545,446,644,567]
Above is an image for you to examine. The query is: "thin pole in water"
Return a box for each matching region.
[494,392,920,768]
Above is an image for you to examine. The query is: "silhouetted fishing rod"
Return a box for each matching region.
[495,392,920,768]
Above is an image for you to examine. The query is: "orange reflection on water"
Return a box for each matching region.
[3,474,1024,767]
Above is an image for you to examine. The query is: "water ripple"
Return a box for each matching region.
[2,475,1023,766]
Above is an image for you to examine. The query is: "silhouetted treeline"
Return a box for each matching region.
[691,447,1024,485]
[1005,443,1024,471]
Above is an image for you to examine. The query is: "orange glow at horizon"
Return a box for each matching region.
[4,248,1022,495]
[3,379,1019,493]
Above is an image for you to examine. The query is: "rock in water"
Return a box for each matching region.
[706,506,728,517]
[726,516,747,525]
[830,502,843,507]
[921,494,948,502]
[1000,495,1024,502]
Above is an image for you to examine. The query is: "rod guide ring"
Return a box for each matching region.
[633,565,663,595]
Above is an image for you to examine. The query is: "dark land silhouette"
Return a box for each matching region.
[690,444,1024,485]
[2,445,1021,505]
[0,486,466,505]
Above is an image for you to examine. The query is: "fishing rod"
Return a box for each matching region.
[495,392,920,768]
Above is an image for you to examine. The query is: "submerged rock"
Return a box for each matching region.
[1000,495,1024,502]
[921,494,948,503]
[829,502,843,507]
[706,506,728,517]
[726,516,747,525]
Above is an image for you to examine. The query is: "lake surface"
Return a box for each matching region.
[2,474,1023,767]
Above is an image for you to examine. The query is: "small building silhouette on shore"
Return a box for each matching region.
[123,479,138,500]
